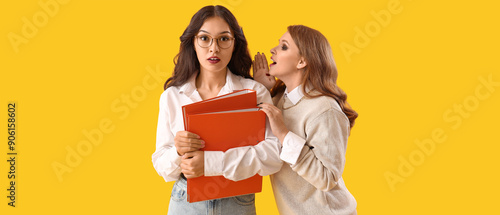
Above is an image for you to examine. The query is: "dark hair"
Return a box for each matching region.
[164,5,252,89]
[271,25,358,129]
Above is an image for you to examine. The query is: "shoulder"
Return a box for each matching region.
[235,76,272,103]
[159,86,181,104]
[302,94,348,123]
[235,75,268,92]
[301,96,350,135]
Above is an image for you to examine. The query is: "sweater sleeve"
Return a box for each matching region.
[290,109,350,191]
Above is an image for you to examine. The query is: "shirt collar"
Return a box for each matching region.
[178,74,197,97]
[219,68,244,95]
[178,68,244,98]
[284,85,306,105]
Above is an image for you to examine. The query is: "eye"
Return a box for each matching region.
[281,45,288,51]
[199,35,209,41]
[220,36,230,42]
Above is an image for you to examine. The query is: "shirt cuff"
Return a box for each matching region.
[168,145,182,162]
[204,151,224,176]
[280,131,306,165]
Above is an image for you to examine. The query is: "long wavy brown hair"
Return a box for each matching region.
[271,25,358,128]
[164,5,252,89]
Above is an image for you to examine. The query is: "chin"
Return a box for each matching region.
[202,64,226,72]
[269,69,277,77]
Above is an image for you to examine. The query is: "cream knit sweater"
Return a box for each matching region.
[270,91,357,215]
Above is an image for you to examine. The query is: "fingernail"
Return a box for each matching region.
[257,52,260,54]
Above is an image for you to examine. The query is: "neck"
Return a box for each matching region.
[280,71,303,93]
[196,67,227,93]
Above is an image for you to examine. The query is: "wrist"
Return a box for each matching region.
[278,129,289,143]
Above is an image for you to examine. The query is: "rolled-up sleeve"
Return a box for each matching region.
[280,131,306,165]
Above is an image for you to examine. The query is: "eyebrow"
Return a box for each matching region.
[280,39,290,45]
[199,30,232,35]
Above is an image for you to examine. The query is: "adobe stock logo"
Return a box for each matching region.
[51,64,167,182]
[340,0,408,63]
[7,0,70,53]
[384,73,500,192]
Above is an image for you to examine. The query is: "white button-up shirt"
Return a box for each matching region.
[280,86,308,165]
[152,70,283,182]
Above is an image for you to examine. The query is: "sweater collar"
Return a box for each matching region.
[284,85,306,105]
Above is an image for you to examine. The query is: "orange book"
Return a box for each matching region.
[182,89,265,203]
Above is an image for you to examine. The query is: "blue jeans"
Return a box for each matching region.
[168,176,256,215]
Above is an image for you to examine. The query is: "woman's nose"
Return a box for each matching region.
[209,39,219,53]
[270,47,276,55]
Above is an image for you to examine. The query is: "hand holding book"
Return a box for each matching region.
[257,103,289,144]
[181,150,204,179]
[181,89,266,202]
[174,131,205,156]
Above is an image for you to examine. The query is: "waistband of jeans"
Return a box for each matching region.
[177,174,187,185]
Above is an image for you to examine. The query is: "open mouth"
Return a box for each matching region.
[270,59,277,67]
[208,56,220,64]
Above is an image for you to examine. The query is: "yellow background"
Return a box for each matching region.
[1,0,499,214]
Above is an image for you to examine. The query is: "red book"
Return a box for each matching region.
[182,89,265,203]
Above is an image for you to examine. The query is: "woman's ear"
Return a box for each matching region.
[297,57,307,70]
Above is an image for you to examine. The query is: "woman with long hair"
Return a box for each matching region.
[152,5,282,214]
[254,25,358,214]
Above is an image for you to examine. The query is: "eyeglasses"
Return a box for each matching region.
[195,35,234,49]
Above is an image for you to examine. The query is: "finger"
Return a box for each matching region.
[181,168,193,176]
[180,159,193,170]
[252,60,256,73]
[255,53,260,69]
[260,103,280,112]
[262,53,268,69]
[178,146,200,155]
[266,104,280,113]
[185,131,201,139]
[253,60,260,76]
[177,131,201,139]
[259,104,281,118]
[180,162,189,171]
[254,53,259,68]
[181,146,201,155]
[177,136,205,146]
[258,105,271,117]
[178,147,189,156]
[184,173,195,179]
[176,137,205,150]
[260,53,266,69]
[176,143,203,154]
[183,152,193,158]
[258,103,272,109]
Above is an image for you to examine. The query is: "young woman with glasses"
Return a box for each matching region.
[152,5,282,215]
